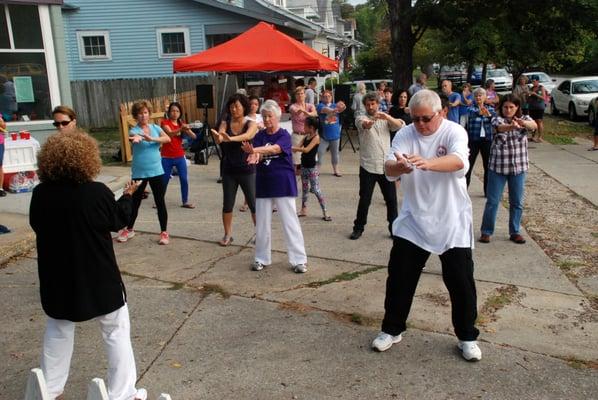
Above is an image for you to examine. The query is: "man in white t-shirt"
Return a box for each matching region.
[371,89,481,362]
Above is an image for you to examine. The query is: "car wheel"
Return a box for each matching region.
[551,99,559,115]
[589,107,596,127]
[568,103,578,121]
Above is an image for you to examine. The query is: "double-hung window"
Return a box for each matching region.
[157,27,190,58]
[76,31,112,61]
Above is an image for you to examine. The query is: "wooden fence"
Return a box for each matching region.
[71,75,213,128]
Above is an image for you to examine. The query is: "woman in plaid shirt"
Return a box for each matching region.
[479,94,537,244]
[465,87,495,196]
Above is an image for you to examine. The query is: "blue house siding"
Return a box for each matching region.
[63,0,255,80]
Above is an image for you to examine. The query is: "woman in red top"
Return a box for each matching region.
[160,102,196,208]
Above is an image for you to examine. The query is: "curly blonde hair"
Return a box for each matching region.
[37,130,102,184]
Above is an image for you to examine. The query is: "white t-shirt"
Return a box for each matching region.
[245,114,263,126]
[386,119,473,254]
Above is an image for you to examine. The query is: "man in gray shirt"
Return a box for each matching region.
[350,92,404,240]
[305,77,318,105]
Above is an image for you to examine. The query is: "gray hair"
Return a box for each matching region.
[357,82,366,94]
[408,89,442,113]
[362,91,379,105]
[260,99,281,119]
[473,87,486,96]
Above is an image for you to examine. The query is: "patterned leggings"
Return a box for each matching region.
[301,167,326,212]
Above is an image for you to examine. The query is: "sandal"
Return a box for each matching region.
[333,172,342,177]
[588,147,598,151]
[219,235,233,246]
[322,215,332,221]
[181,203,195,209]
[239,204,249,212]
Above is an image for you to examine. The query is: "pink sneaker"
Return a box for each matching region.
[159,231,170,245]
[117,229,135,242]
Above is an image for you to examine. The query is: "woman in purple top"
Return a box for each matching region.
[242,100,308,273]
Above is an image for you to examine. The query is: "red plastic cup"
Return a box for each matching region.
[20,131,30,139]
[10,132,17,140]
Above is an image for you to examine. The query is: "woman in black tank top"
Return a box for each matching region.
[211,94,258,246]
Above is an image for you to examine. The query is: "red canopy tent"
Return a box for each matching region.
[173,22,339,73]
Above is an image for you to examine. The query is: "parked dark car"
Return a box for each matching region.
[439,65,467,86]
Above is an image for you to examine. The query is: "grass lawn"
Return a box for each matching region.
[87,127,124,165]
[542,115,594,145]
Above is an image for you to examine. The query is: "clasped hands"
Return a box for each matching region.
[129,133,154,143]
[210,129,233,144]
[362,112,391,129]
[386,152,432,175]
[241,141,260,164]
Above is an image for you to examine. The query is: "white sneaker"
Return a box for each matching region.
[117,229,134,242]
[293,263,307,273]
[371,331,402,352]
[251,261,265,271]
[458,340,482,361]
[134,388,147,400]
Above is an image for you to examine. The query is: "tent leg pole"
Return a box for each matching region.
[221,74,229,113]
[173,74,177,102]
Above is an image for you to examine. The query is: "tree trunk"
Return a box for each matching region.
[388,0,417,91]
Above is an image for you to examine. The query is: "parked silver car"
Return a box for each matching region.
[521,71,557,94]
[486,68,512,91]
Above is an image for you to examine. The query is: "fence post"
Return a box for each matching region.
[118,104,132,163]
[85,378,109,400]
[23,368,51,400]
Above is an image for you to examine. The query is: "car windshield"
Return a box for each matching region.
[572,80,598,94]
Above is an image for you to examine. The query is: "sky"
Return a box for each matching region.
[347,0,368,5]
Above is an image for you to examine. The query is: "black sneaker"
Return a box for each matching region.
[0,190,6,197]
[349,230,363,240]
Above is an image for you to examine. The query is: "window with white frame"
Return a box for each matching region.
[0,4,58,122]
[76,31,111,61]
[157,27,190,58]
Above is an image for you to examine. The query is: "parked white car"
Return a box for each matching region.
[486,68,512,91]
[521,71,557,94]
[550,76,598,120]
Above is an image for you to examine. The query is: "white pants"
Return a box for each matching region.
[41,304,138,400]
[255,197,307,266]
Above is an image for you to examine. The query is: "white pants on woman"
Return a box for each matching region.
[255,197,307,266]
[41,304,138,400]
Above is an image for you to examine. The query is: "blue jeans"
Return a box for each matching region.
[481,170,526,236]
[162,157,189,204]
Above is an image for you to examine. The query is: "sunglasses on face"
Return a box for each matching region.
[411,113,437,123]
[52,120,72,127]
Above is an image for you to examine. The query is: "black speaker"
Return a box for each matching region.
[335,84,351,105]
[196,84,214,108]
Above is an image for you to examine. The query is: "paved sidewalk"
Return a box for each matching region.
[527,136,598,206]
[0,141,596,399]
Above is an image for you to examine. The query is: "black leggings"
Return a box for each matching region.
[222,172,256,213]
[129,175,168,232]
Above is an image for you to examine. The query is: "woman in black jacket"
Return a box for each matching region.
[30,131,147,400]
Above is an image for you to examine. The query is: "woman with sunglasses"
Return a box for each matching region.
[52,106,78,133]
